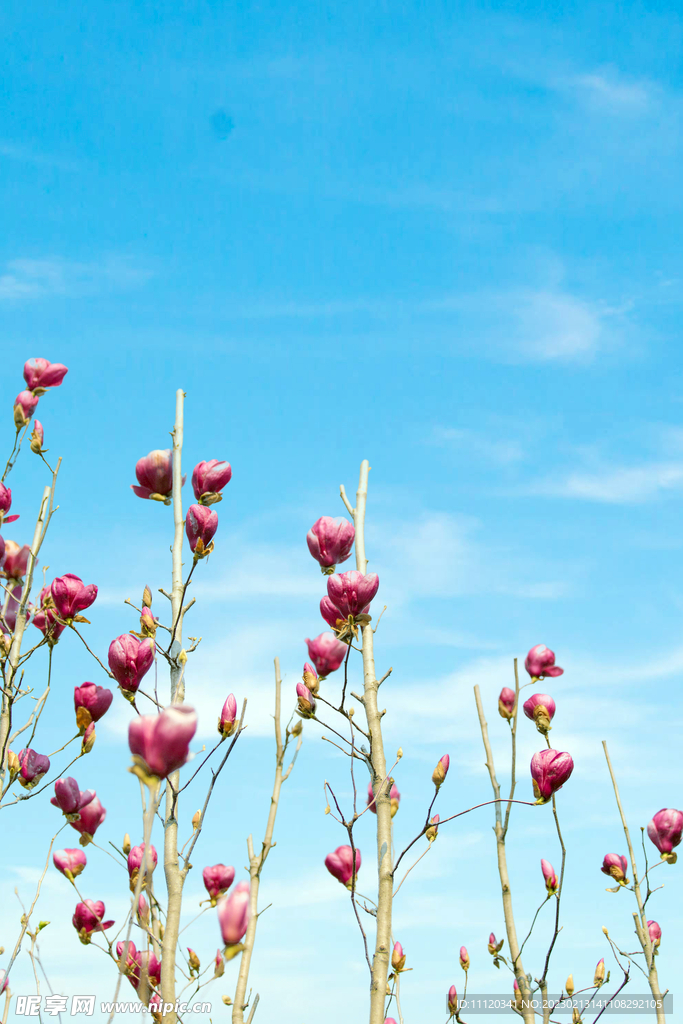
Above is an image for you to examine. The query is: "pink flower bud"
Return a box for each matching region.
[217,880,250,946]
[2,540,31,579]
[131,449,179,503]
[192,460,232,504]
[498,687,516,720]
[601,853,629,885]
[139,606,157,637]
[593,957,605,987]
[188,947,201,973]
[647,808,683,863]
[23,358,68,393]
[218,694,238,738]
[127,843,158,890]
[74,682,113,733]
[459,946,470,971]
[367,780,401,816]
[385,1019,398,1024]
[296,681,316,718]
[51,777,96,818]
[425,813,440,842]
[186,503,218,557]
[53,848,87,881]
[524,644,564,680]
[108,634,155,692]
[326,570,379,619]
[72,900,114,944]
[116,941,141,985]
[487,933,504,954]
[81,722,96,755]
[0,483,19,525]
[214,949,225,978]
[647,920,661,949]
[32,605,65,644]
[128,705,198,780]
[30,420,45,455]
[51,573,98,621]
[203,864,236,903]
[391,941,406,972]
[304,631,347,677]
[523,693,556,734]
[432,754,450,788]
[137,895,149,924]
[320,595,348,629]
[307,516,355,572]
[541,858,559,895]
[68,795,107,845]
[530,749,574,804]
[14,390,39,428]
[2,583,25,633]
[325,845,361,888]
[140,950,161,988]
[448,985,458,1014]
[17,747,50,788]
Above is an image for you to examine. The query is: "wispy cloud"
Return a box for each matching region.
[533,461,683,503]
[564,71,654,114]
[511,289,607,362]
[431,426,525,465]
[0,256,153,301]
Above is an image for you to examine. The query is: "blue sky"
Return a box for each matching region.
[1,0,682,1021]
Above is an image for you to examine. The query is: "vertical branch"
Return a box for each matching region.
[473,685,534,1024]
[602,742,665,1024]
[161,389,186,1022]
[232,657,300,1023]
[347,460,393,1024]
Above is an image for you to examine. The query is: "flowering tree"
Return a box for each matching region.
[0,358,679,1023]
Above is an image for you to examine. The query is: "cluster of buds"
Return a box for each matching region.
[218,694,238,738]
[128,705,198,785]
[523,693,556,734]
[601,853,629,888]
[498,687,516,720]
[367,780,401,817]
[525,644,564,681]
[13,358,68,430]
[647,808,683,864]
[203,864,236,906]
[192,459,232,505]
[325,845,361,889]
[217,880,250,953]
[186,504,218,559]
[304,631,347,678]
[307,516,355,574]
[541,858,559,896]
[320,569,379,641]
[72,900,114,944]
[530,748,574,804]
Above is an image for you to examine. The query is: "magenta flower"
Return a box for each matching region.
[51,778,96,819]
[647,808,683,863]
[139,950,162,988]
[498,687,516,720]
[17,747,50,789]
[326,570,379,619]
[296,681,316,718]
[647,920,661,949]
[2,583,25,632]
[30,419,45,454]
[305,632,348,677]
[523,693,556,734]
[203,864,236,904]
[51,573,98,621]
[448,985,458,1015]
[53,848,87,882]
[2,540,31,579]
[137,895,149,925]
[74,682,113,733]
[530,749,574,804]
[186,503,218,557]
[320,595,348,629]
[524,644,564,680]
[601,853,629,885]
[459,946,470,971]
[541,858,559,895]
[73,900,114,944]
[0,482,19,525]
[432,753,450,788]
[116,940,142,987]
[23,358,69,393]
[108,634,155,693]
[367,780,401,817]
[192,460,232,504]
[131,449,180,503]
[307,516,355,573]
[128,705,198,780]
[127,843,158,890]
[218,693,238,738]
[325,845,361,889]
[14,390,39,428]
[32,605,65,644]
[214,949,225,978]
[68,795,107,845]
[217,880,250,947]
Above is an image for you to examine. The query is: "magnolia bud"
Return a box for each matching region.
[192,810,202,830]
[188,947,200,973]
[391,941,406,972]
[142,585,153,608]
[572,1008,582,1024]
[30,420,44,454]
[432,754,450,788]
[289,719,303,737]
[425,814,439,843]
[593,958,605,987]
[221,996,233,1006]
[488,933,504,955]
[565,975,574,997]
[123,834,131,855]
[498,687,516,720]
[459,946,470,971]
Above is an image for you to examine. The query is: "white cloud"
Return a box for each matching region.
[431,426,524,465]
[0,257,153,301]
[568,72,653,113]
[535,461,683,503]
[513,290,604,361]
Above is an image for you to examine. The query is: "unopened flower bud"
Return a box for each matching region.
[513,979,523,1011]
[302,662,319,695]
[296,682,316,718]
[203,864,235,905]
[30,420,45,454]
[391,941,406,972]
[647,920,661,949]
[325,845,361,889]
[186,503,218,558]
[218,880,250,947]
[188,947,200,973]
[192,809,202,830]
[647,808,683,863]
[425,814,440,842]
[566,974,574,997]
[459,946,470,971]
[123,834,132,855]
[192,460,232,505]
[17,747,50,788]
[530,749,574,804]
[7,749,20,779]
[53,848,87,882]
[498,687,516,720]
[137,896,149,925]
[127,843,158,892]
[601,853,629,886]
[305,631,347,677]
[541,858,559,895]
[142,585,153,608]
[432,754,450,788]
[14,390,39,429]
[218,694,238,737]
[593,958,605,987]
[488,932,504,955]
[523,693,556,734]
[307,516,355,573]
[139,606,157,638]
[214,949,225,978]
[572,1008,582,1024]
[289,719,303,737]
[447,985,458,1016]
[81,722,96,754]
[131,449,178,503]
